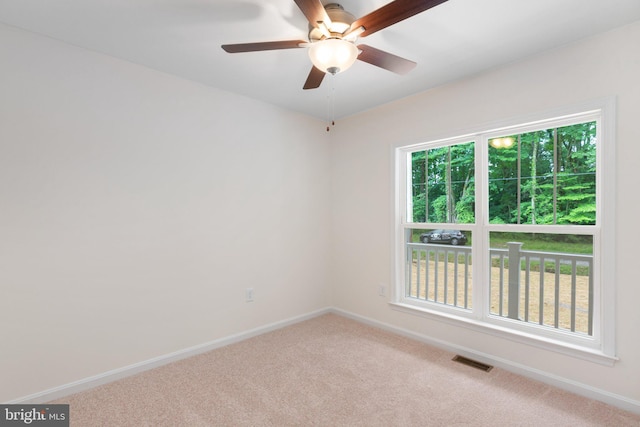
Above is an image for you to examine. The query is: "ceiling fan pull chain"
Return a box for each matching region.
[326,85,330,131]
[326,79,336,131]
[330,81,336,129]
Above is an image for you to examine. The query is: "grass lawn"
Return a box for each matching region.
[489,233,593,255]
[410,229,592,276]
[411,230,593,254]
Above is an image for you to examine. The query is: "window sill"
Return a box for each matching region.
[389,302,618,366]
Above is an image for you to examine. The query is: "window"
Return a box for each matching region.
[394,101,616,363]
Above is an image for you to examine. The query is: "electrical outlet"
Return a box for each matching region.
[245,288,254,302]
[378,284,387,297]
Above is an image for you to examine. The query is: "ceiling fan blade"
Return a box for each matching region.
[222,40,306,53]
[357,44,417,75]
[303,66,325,90]
[294,0,332,30]
[352,0,448,37]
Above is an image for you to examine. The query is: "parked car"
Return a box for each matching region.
[420,229,467,245]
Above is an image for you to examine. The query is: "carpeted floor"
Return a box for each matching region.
[51,313,640,426]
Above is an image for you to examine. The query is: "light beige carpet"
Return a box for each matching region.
[51,313,640,426]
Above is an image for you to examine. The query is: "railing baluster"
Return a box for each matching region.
[490,253,496,314]
[524,255,531,323]
[464,252,469,309]
[416,249,422,300]
[444,249,449,305]
[425,248,430,301]
[539,257,545,325]
[434,249,439,302]
[588,261,594,336]
[499,254,505,317]
[453,250,459,307]
[571,260,577,332]
[407,247,413,297]
[554,257,560,328]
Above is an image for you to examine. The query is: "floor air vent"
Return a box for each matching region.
[452,355,494,372]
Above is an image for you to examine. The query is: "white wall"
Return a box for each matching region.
[0,24,331,402]
[331,20,640,404]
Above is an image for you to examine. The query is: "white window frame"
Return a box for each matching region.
[391,98,617,365]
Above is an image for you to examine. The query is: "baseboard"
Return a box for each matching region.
[331,307,640,415]
[8,307,332,404]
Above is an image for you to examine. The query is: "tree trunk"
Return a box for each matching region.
[531,134,538,225]
[446,146,455,222]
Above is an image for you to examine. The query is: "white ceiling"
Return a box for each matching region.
[1,0,639,119]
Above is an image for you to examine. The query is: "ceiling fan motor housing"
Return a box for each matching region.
[308,3,357,42]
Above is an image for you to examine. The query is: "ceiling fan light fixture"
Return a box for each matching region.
[222,0,450,90]
[490,137,515,149]
[308,38,358,75]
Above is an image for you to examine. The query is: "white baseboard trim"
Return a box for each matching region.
[8,307,332,404]
[331,307,640,415]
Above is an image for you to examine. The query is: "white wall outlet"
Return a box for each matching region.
[245,288,254,302]
[378,284,387,297]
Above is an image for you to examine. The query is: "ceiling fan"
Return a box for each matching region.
[222,0,448,90]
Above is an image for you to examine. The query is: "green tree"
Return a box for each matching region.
[488,137,518,223]
[556,122,596,225]
[411,142,474,224]
[412,121,595,227]
[487,122,595,226]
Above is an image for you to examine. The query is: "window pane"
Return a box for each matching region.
[488,122,596,225]
[488,135,518,224]
[406,228,473,310]
[410,142,475,223]
[556,122,597,225]
[488,232,594,335]
[520,130,555,224]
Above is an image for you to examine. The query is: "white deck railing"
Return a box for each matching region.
[490,242,593,335]
[406,242,594,335]
[406,243,473,309]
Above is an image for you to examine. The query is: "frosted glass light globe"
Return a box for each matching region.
[308,39,358,75]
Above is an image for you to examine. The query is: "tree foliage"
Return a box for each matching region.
[411,122,596,226]
[411,142,475,223]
